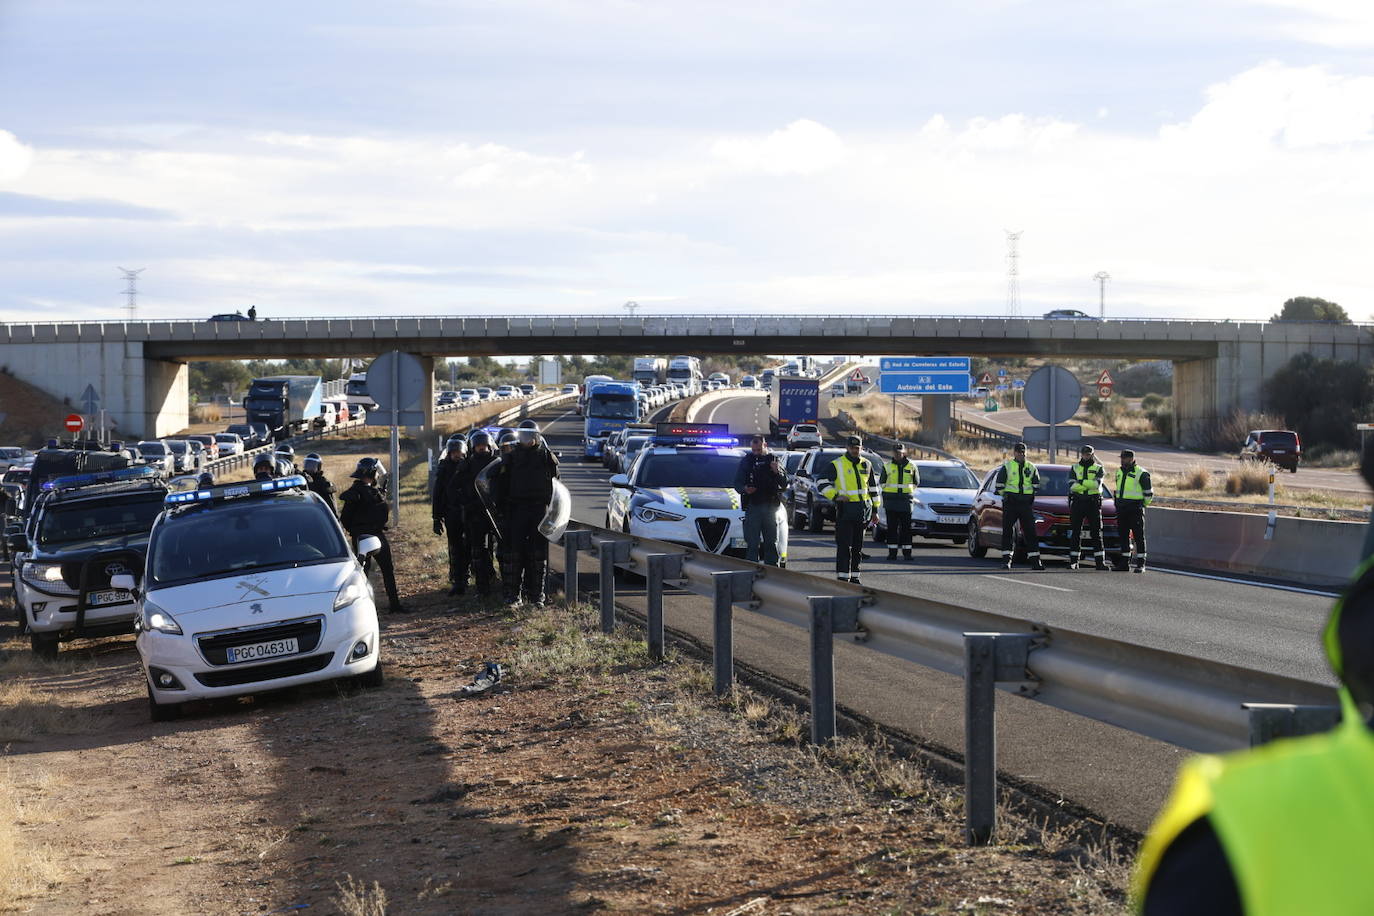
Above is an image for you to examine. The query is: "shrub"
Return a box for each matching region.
[1141,393,1165,411]
[1177,463,1211,490]
[1225,463,1272,496]
[191,404,222,423]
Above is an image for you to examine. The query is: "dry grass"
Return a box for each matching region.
[190,404,222,423]
[0,765,64,911]
[0,680,101,744]
[1175,463,1212,491]
[334,875,388,916]
[830,394,922,440]
[1225,463,1274,496]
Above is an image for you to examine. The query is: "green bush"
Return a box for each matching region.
[1141,392,1165,411]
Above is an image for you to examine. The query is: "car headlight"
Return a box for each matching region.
[141,599,183,635]
[637,507,686,523]
[23,562,64,584]
[333,572,370,611]
[1033,514,1046,524]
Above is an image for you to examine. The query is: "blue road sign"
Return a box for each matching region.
[879,356,973,395]
[995,384,1008,391]
[1012,379,1026,389]
[998,368,1007,377]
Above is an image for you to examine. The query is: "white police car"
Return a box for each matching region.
[606,423,788,560]
[121,475,383,721]
[874,459,981,546]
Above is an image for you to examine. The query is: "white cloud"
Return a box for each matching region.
[0,130,34,183]
[1246,0,1374,47]
[710,119,845,175]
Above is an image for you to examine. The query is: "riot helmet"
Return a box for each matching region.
[351,456,382,479]
[303,452,323,474]
[516,419,540,447]
[197,471,215,488]
[469,431,492,453]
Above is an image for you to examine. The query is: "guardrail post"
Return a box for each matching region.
[1243,703,1343,746]
[598,541,617,633]
[644,553,685,662]
[809,596,864,744]
[562,529,592,605]
[963,632,1036,846]
[712,571,755,696]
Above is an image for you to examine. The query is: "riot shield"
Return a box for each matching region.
[539,478,572,542]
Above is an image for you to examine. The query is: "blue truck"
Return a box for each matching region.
[584,380,642,459]
[769,376,820,435]
[244,375,323,437]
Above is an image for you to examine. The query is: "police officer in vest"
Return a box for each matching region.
[882,443,919,561]
[819,436,880,584]
[302,452,337,515]
[1115,449,1153,573]
[494,420,560,606]
[449,431,498,596]
[1134,559,1374,914]
[734,434,787,567]
[1067,445,1109,570]
[993,442,1043,570]
[431,435,469,595]
[339,457,406,614]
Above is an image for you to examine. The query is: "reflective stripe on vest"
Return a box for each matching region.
[1116,466,1150,502]
[882,461,916,496]
[822,456,875,504]
[1133,709,1374,916]
[1070,462,1104,495]
[1002,459,1036,496]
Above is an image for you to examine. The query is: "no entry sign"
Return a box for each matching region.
[64,413,83,432]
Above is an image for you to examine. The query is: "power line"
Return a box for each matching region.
[117,267,145,320]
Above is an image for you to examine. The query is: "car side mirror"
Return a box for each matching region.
[357,535,382,557]
[609,474,631,489]
[7,532,27,551]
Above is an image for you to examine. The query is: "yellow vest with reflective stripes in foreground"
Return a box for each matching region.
[822,455,876,505]
[1069,461,1104,495]
[1115,466,1151,505]
[1001,459,1036,496]
[882,460,917,496]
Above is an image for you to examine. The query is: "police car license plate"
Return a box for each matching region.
[729,538,749,548]
[226,638,299,664]
[87,589,130,606]
[937,515,965,525]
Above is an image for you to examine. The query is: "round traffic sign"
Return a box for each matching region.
[64,413,83,432]
[1023,366,1082,425]
[1098,384,1114,399]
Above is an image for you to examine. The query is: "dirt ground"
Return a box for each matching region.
[1,443,1130,915]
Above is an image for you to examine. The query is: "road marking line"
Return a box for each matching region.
[980,574,1073,592]
[1154,567,1339,597]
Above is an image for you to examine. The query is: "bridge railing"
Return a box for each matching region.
[558,520,1340,844]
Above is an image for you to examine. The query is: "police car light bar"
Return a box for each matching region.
[164,474,308,506]
[651,422,736,447]
[42,465,160,491]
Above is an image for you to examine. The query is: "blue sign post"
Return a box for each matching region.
[879,357,972,395]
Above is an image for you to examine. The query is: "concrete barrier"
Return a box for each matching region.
[1147,506,1364,588]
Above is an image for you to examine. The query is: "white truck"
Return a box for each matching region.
[632,357,668,387]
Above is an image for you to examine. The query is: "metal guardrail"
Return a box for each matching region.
[558,520,1339,843]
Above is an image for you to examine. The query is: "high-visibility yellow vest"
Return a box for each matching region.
[882,460,918,496]
[822,455,876,505]
[1001,459,1037,496]
[1116,466,1152,504]
[1069,461,1104,495]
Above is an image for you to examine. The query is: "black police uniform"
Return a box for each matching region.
[339,478,403,612]
[494,441,559,604]
[448,450,498,595]
[431,453,468,592]
[306,472,337,516]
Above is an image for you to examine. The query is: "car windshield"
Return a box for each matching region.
[38,492,166,545]
[166,442,188,454]
[794,425,817,433]
[215,434,238,443]
[635,451,743,489]
[589,394,638,419]
[624,437,650,455]
[147,495,350,587]
[139,443,166,456]
[782,453,805,473]
[918,466,981,489]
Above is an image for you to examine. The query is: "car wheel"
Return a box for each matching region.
[356,660,385,689]
[966,518,987,558]
[30,631,58,658]
[807,497,824,533]
[789,497,804,530]
[147,682,181,722]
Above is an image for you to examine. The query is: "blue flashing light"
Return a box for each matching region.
[42,465,160,491]
[164,474,307,506]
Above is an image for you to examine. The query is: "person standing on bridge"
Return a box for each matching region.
[819,436,880,584]
[431,435,469,596]
[994,442,1044,570]
[1067,445,1109,570]
[882,443,919,561]
[1114,449,1152,573]
[734,434,787,567]
[1134,558,1374,914]
[247,305,257,320]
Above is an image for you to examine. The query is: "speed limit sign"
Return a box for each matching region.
[1097,384,1113,399]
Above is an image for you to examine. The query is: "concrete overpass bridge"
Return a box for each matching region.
[2,313,1367,441]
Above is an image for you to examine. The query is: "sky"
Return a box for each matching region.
[2,0,1373,323]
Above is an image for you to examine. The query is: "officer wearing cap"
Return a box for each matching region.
[431,435,469,596]
[492,419,559,606]
[819,435,880,584]
[1067,445,1109,570]
[993,442,1043,570]
[302,452,336,516]
[1115,449,1153,573]
[448,430,499,596]
[882,443,919,561]
[339,457,406,613]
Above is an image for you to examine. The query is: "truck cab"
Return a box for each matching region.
[584,381,642,460]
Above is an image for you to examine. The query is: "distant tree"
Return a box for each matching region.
[1272,297,1350,323]
[1264,352,1373,449]
[188,360,252,400]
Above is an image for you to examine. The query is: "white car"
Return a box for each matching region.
[785,424,823,449]
[459,388,478,403]
[496,385,518,399]
[126,476,383,721]
[606,429,788,562]
[874,460,981,545]
[214,432,245,456]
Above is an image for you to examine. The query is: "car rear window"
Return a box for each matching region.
[1260,432,1298,447]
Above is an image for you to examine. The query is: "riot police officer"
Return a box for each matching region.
[1067,445,1109,570]
[273,443,297,475]
[302,452,336,515]
[493,431,519,591]
[253,454,276,481]
[493,420,560,606]
[339,457,406,613]
[994,442,1044,570]
[431,435,469,596]
[449,431,499,596]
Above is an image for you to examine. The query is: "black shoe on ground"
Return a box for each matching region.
[850,575,862,586]
[1068,560,1079,570]
[903,552,913,560]
[1003,557,1014,570]
[1031,558,1046,571]
[1095,560,1110,571]
[447,583,466,596]
[887,550,898,560]
[389,604,411,615]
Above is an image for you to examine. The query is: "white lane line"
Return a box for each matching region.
[1154,567,1339,598]
[980,574,1074,592]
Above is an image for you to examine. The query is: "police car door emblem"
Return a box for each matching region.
[250,602,264,615]
[236,577,270,599]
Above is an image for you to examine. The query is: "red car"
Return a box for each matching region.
[966,464,1122,564]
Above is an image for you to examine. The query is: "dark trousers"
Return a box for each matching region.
[352,531,401,611]
[444,509,468,585]
[508,501,549,602]
[886,509,912,555]
[1117,502,1147,562]
[1000,496,1040,557]
[463,508,497,592]
[1068,496,1104,559]
[835,519,865,575]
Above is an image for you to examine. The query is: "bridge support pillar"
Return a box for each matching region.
[416,355,435,431]
[921,395,951,442]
